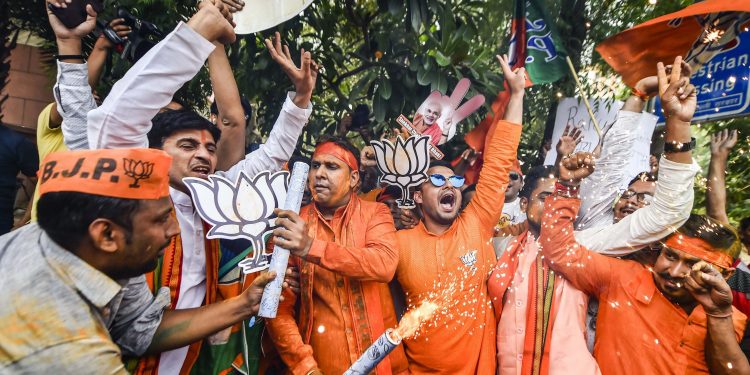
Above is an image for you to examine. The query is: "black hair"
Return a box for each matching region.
[672,214,741,259]
[519,165,556,199]
[148,109,222,148]
[315,135,361,170]
[427,160,455,172]
[289,153,311,167]
[628,171,658,187]
[210,97,253,119]
[37,192,141,251]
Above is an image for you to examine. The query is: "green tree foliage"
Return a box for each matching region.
[6,0,750,223]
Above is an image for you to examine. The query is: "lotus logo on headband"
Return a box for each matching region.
[123,159,155,188]
[184,171,289,274]
[371,135,430,209]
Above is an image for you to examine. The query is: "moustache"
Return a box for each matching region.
[657,273,686,285]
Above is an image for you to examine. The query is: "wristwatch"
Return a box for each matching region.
[663,137,696,153]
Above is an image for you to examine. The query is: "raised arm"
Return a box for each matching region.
[273,204,399,282]
[576,110,639,230]
[707,129,737,226]
[208,43,248,171]
[462,54,523,231]
[46,0,97,150]
[541,152,617,297]
[88,18,131,89]
[574,57,699,255]
[217,32,315,179]
[87,1,234,149]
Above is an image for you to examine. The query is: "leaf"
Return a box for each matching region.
[434,51,451,67]
[378,77,392,100]
[374,93,386,122]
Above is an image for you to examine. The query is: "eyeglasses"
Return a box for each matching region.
[429,174,466,188]
[509,172,521,181]
[620,189,654,205]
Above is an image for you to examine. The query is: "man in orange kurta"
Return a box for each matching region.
[540,152,750,375]
[268,136,408,375]
[395,56,525,374]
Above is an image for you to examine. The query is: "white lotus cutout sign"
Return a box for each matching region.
[184,171,289,273]
[371,135,431,209]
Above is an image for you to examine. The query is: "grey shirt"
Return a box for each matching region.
[0,224,170,373]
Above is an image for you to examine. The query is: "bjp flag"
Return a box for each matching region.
[464,0,567,153]
[596,0,750,88]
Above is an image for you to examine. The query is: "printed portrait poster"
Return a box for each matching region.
[410,78,485,147]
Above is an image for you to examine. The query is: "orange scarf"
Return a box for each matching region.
[133,216,220,375]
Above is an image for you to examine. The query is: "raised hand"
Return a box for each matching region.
[710,129,738,158]
[46,0,97,41]
[557,151,596,186]
[264,31,318,108]
[360,146,377,168]
[497,54,526,96]
[658,56,697,123]
[221,0,245,12]
[556,124,583,157]
[684,261,733,316]
[188,0,236,44]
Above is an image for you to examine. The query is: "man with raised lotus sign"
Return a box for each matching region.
[266,135,409,375]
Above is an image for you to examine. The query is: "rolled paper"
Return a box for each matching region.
[344,329,402,375]
[257,162,310,318]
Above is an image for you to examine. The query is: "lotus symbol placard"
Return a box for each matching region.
[371,135,430,208]
[184,171,289,274]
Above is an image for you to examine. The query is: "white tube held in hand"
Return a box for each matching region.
[258,162,309,318]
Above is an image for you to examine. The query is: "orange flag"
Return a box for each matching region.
[596,0,750,87]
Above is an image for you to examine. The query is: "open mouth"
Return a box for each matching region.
[192,165,210,178]
[439,191,456,211]
[620,205,636,216]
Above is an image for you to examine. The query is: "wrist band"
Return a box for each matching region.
[554,181,580,198]
[55,54,85,61]
[705,310,733,318]
[631,87,650,101]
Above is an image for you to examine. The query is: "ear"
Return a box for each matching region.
[88,219,124,254]
[349,169,360,189]
[520,196,528,212]
[414,190,423,204]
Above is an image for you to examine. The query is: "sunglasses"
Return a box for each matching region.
[509,172,521,181]
[430,174,466,188]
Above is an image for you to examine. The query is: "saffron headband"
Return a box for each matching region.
[39,148,172,200]
[314,142,359,171]
[664,234,733,269]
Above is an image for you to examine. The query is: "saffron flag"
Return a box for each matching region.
[596,0,750,88]
[464,0,567,154]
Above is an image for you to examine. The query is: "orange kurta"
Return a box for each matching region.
[395,120,522,374]
[539,196,747,375]
[266,195,408,375]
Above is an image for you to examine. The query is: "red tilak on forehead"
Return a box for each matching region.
[314,142,358,171]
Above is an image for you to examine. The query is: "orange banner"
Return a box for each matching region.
[596,0,750,87]
[39,148,172,200]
